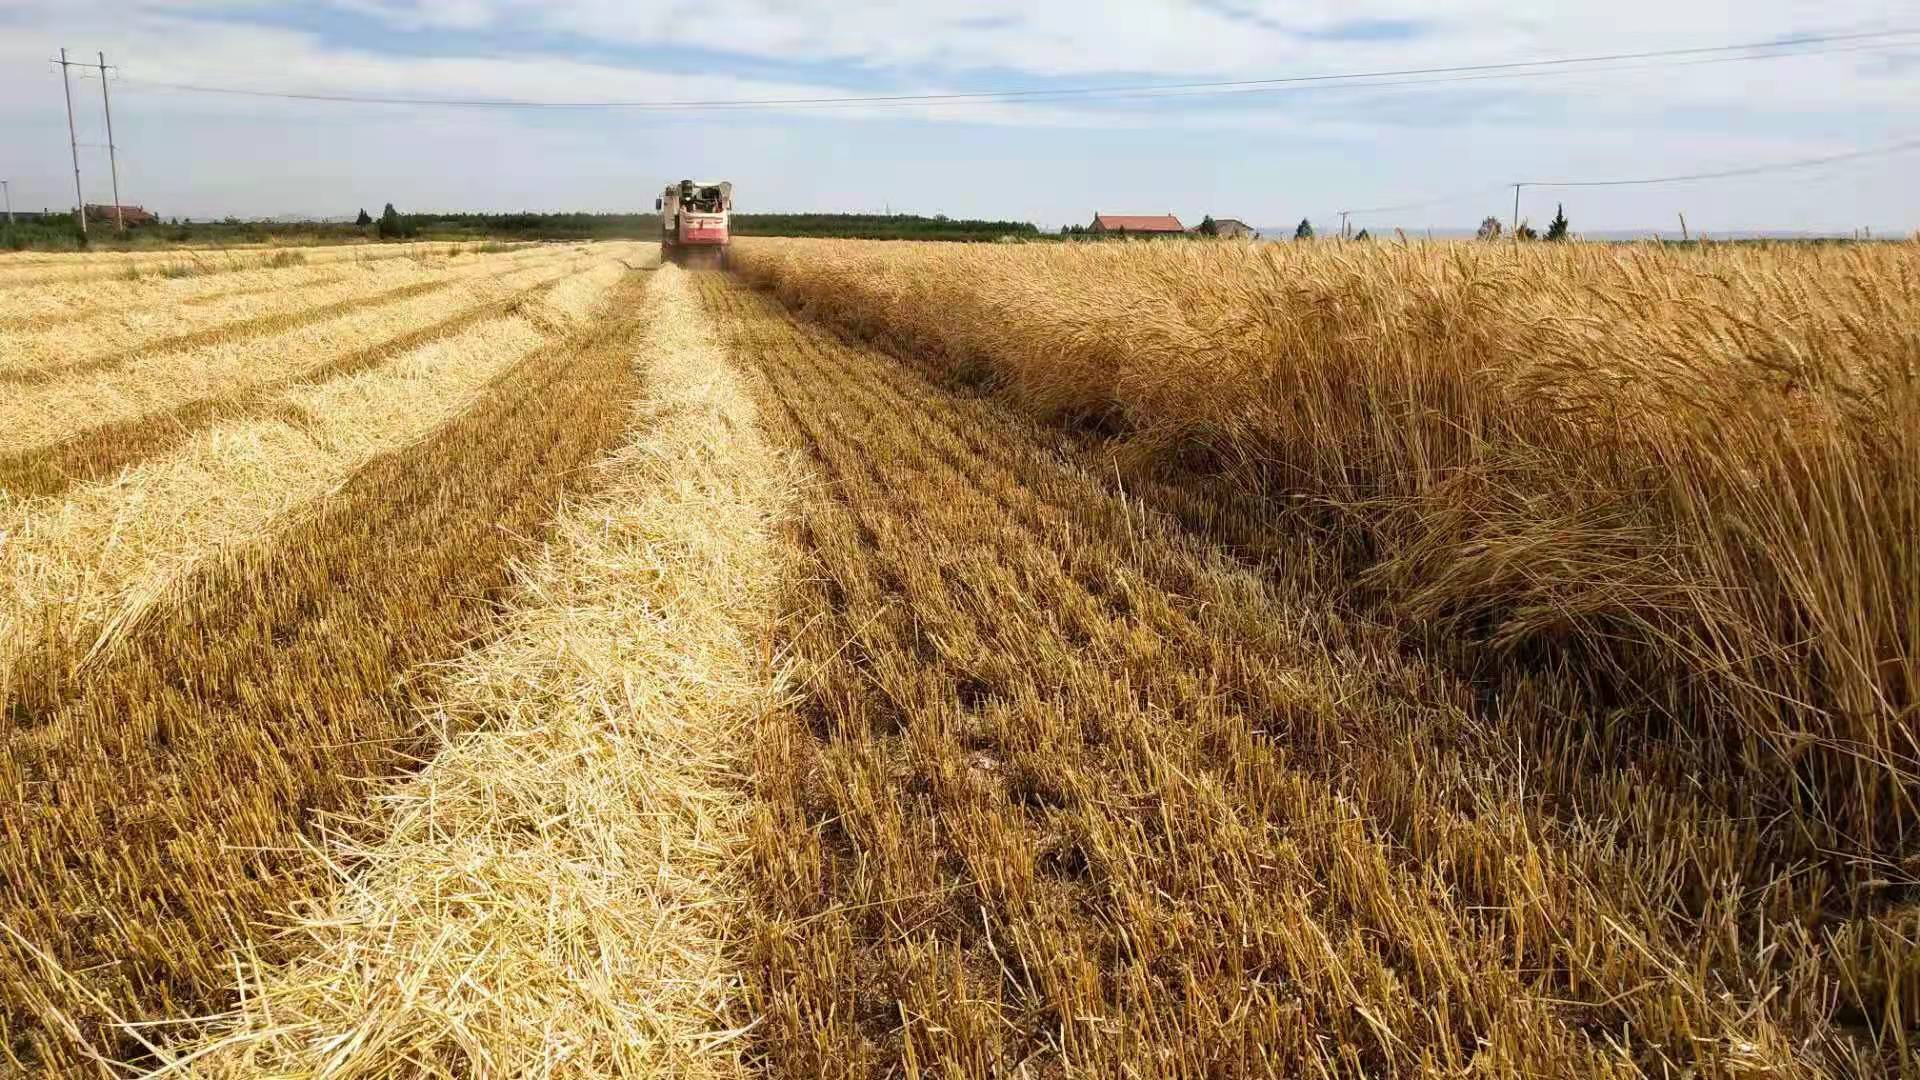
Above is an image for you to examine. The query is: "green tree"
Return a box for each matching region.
[1294,218,1314,240]
[1353,228,1371,241]
[1545,203,1571,241]
[1514,219,1538,242]
[355,208,373,227]
[377,202,405,240]
[1198,215,1219,237]
[1476,215,1503,241]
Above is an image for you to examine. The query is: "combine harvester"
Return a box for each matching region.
[657,179,733,269]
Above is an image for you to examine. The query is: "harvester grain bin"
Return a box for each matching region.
[657,179,732,269]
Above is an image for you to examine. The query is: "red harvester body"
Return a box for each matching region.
[658,179,732,268]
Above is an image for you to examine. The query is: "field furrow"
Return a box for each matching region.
[0,264,651,1072]
[170,264,794,1077]
[696,274,1854,1077]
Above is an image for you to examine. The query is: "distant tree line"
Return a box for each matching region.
[0,207,1047,252]
[8,198,1887,253]
[733,213,1041,241]
[372,210,1042,242]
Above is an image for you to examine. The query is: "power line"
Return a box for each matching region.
[1169,39,1906,107]
[1518,137,1920,187]
[1331,136,1920,232]
[115,27,1918,111]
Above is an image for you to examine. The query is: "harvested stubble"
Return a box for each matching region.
[0,259,593,500]
[1,252,532,380]
[173,265,795,1078]
[0,250,594,461]
[0,252,638,725]
[0,245,574,385]
[0,274,338,333]
[0,263,652,1072]
[697,267,1916,1076]
[0,241,508,290]
[730,236,1919,902]
[0,244,553,330]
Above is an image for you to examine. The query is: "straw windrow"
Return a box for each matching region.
[0,253,651,1071]
[168,265,796,1078]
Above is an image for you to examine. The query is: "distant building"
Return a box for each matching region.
[84,204,159,226]
[1206,218,1258,239]
[1089,212,1185,236]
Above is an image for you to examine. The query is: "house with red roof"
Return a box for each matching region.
[1088,212,1185,237]
[84,204,159,227]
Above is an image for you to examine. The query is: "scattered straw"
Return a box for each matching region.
[165,264,795,1078]
[0,254,637,716]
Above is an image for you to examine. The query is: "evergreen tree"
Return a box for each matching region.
[1515,219,1539,242]
[377,203,405,240]
[1476,215,1503,241]
[355,208,373,227]
[1353,228,1371,241]
[1198,215,1219,237]
[1294,218,1314,240]
[1545,203,1571,241]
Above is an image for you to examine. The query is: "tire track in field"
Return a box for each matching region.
[0,276,566,499]
[0,273,652,1074]
[171,265,791,1079]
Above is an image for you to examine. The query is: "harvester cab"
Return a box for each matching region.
[658,179,733,269]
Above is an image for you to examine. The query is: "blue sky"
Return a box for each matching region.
[1,1,1915,233]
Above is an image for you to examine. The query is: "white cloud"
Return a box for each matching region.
[0,0,1913,229]
[325,0,1913,80]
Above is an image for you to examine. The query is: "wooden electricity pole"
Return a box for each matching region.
[1510,183,1522,236]
[1339,210,1351,239]
[97,52,122,232]
[55,48,86,237]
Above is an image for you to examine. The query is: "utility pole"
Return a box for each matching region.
[55,49,86,237]
[97,52,122,232]
[2,179,13,226]
[1510,183,1522,237]
[1339,210,1350,240]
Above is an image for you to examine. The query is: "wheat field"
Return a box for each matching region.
[0,235,1914,1077]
